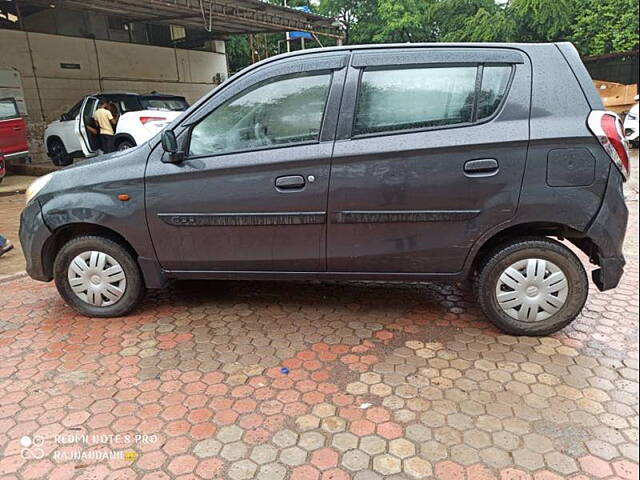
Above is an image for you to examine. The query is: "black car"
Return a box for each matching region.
[20,43,629,336]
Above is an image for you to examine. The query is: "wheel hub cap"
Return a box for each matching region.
[495,258,569,323]
[526,285,539,297]
[67,251,127,307]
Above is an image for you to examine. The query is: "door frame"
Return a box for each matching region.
[326,46,531,275]
[144,52,350,273]
[77,95,99,156]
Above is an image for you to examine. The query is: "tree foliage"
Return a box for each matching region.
[225,0,639,72]
[569,0,639,55]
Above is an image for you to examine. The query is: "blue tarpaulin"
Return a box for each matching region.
[288,5,313,40]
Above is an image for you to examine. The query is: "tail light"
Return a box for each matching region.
[139,116,167,125]
[587,111,630,180]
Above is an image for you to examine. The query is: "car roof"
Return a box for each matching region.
[247,41,559,64]
[92,92,186,98]
[220,41,563,92]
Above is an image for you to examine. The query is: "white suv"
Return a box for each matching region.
[624,97,639,148]
[45,92,188,165]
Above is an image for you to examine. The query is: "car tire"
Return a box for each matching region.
[116,138,136,151]
[48,138,71,167]
[53,235,145,317]
[475,237,588,336]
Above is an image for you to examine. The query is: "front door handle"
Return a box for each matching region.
[275,175,305,190]
[464,158,499,175]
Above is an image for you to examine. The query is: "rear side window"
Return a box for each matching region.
[141,97,189,111]
[353,64,512,136]
[105,96,141,115]
[477,66,512,120]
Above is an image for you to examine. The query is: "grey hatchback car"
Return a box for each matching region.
[20,42,629,336]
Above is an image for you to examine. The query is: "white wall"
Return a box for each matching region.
[0,30,228,123]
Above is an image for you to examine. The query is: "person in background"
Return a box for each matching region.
[92,99,117,154]
[0,234,13,257]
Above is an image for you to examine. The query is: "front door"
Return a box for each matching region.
[327,47,532,274]
[145,54,347,272]
[77,96,99,156]
[0,97,27,155]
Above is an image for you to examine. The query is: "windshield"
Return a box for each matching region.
[140,97,189,111]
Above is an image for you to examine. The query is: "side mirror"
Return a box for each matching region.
[60,113,69,121]
[161,130,185,163]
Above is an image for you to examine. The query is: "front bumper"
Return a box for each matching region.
[19,199,53,282]
[585,167,628,291]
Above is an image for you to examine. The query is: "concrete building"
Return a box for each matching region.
[0,0,338,162]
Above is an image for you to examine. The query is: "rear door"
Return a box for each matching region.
[328,47,531,274]
[145,53,348,272]
[0,97,27,155]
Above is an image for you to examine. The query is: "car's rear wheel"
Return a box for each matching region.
[475,237,588,336]
[116,138,136,151]
[48,138,71,167]
[53,236,144,317]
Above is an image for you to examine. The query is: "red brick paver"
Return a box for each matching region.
[1,177,639,479]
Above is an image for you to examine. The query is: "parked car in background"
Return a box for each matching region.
[624,96,639,148]
[0,154,5,184]
[0,97,29,171]
[44,92,189,166]
[21,42,629,336]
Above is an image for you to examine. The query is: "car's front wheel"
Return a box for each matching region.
[53,236,144,317]
[48,138,72,167]
[475,237,588,336]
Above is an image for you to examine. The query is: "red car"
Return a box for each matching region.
[0,97,29,182]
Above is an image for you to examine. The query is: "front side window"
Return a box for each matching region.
[0,98,19,120]
[189,71,332,157]
[354,66,477,136]
[66,101,82,120]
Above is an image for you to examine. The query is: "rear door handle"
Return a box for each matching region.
[275,175,305,190]
[464,158,499,175]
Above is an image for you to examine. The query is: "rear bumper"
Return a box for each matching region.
[585,167,628,291]
[19,200,53,282]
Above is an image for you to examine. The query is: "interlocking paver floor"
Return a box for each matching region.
[0,259,638,480]
[0,156,638,479]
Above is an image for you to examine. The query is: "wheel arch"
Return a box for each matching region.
[46,135,67,156]
[467,221,597,275]
[42,223,139,280]
[46,134,62,149]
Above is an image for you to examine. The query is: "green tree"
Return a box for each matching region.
[509,0,575,42]
[569,0,639,55]
[452,7,516,42]
[374,0,435,43]
[318,0,379,44]
[431,0,497,40]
